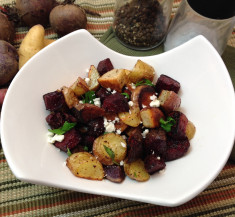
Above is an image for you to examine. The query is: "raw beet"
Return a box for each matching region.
[104,165,125,183]
[87,117,105,137]
[97,58,114,75]
[144,128,167,156]
[95,87,111,102]
[155,74,180,94]
[43,91,67,112]
[164,138,190,161]
[54,128,82,152]
[102,92,129,113]
[126,128,143,163]
[167,111,188,140]
[144,155,166,174]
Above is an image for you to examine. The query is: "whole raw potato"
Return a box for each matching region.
[0,12,15,43]
[49,4,87,36]
[0,40,19,86]
[16,0,56,27]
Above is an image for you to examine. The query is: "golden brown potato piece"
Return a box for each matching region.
[93,133,127,165]
[66,152,104,181]
[70,77,89,97]
[158,90,181,114]
[140,107,165,128]
[129,60,155,83]
[118,107,141,127]
[98,69,131,92]
[87,65,100,91]
[185,120,196,140]
[61,86,79,108]
[124,159,150,182]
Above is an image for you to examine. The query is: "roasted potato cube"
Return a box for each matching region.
[118,107,141,127]
[98,69,131,92]
[87,65,100,91]
[124,159,150,182]
[61,86,79,108]
[93,133,127,165]
[66,152,104,180]
[129,60,155,83]
[185,120,196,140]
[70,77,89,97]
[158,90,181,114]
[140,107,164,128]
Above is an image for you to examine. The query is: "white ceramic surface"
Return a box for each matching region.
[1,30,235,207]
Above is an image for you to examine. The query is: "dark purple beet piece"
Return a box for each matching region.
[104,165,125,183]
[155,74,180,94]
[95,87,111,102]
[164,138,190,161]
[97,58,114,76]
[87,117,105,137]
[144,155,166,174]
[54,128,82,152]
[43,91,67,111]
[102,92,129,113]
[81,135,96,151]
[144,128,167,156]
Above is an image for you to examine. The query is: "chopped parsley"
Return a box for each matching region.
[121,92,130,99]
[48,121,76,135]
[160,117,176,132]
[82,90,96,104]
[103,145,119,165]
[135,79,154,87]
[67,148,72,157]
[83,146,89,151]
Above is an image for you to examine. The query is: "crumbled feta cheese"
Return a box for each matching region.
[120,160,124,166]
[122,135,127,140]
[128,101,134,107]
[103,117,116,132]
[93,98,101,107]
[79,100,84,104]
[142,105,146,108]
[47,132,54,137]
[85,77,90,85]
[142,129,149,138]
[107,88,111,92]
[159,169,165,174]
[150,99,160,107]
[121,142,126,148]
[116,129,121,134]
[86,68,89,73]
[63,161,67,167]
[48,134,65,143]
[130,83,136,89]
[150,94,157,100]
[115,117,119,122]
[112,90,117,94]
[157,156,161,160]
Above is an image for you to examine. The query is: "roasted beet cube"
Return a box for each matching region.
[155,74,180,94]
[104,165,125,183]
[81,135,96,151]
[144,155,166,174]
[87,117,105,137]
[126,128,143,163]
[167,111,188,140]
[164,138,190,161]
[102,92,129,113]
[43,91,67,111]
[144,128,167,156]
[97,58,114,76]
[137,86,156,109]
[54,128,82,152]
[95,87,111,102]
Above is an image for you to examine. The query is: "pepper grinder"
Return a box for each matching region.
[113,0,173,50]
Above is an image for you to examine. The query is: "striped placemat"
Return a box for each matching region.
[1,0,235,216]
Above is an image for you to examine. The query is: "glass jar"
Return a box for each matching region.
[113,0,173,50]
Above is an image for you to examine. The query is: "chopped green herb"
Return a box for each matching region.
[48,121,76,135]
[83,146,89,151]
[121,92,130,99]
[103,132,109,135]
[103,145,119,165]
[134,172,137,177]
[160,117,176,132]
[82,91,96,104]
[135,79,154,87]
[67,148,72,157]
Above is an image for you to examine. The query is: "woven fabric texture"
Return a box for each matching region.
[0,0,235,216]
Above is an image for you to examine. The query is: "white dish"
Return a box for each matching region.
[1,30,235,207]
